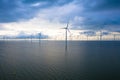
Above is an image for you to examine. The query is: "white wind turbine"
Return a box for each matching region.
[62,21,71,42]
[61,21,71,50]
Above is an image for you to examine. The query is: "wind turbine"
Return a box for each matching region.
[61,21,71,50]
[113,34,116,40]
[99,23,106,41]
[62,21,70,42]
[38,33,41,43]
[30,34,33,42]
[100,30,102,40]
[38,33,41,39]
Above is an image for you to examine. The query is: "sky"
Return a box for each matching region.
[0,0,120,38]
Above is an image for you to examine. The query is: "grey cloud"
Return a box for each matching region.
[80,31,96,36]
[0,0,73,23]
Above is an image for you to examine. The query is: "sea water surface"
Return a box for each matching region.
[0,40,120,80]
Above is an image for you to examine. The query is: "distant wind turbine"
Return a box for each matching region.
[100,30,102,40]
[30,34,33,42]
[87,35,89,40]
[38,33,41,41]
[113,34,116,40]
[99,23,106,41]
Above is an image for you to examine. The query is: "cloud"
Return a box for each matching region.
[0,0,34,22]
[0,24,6,30]
[0,0,120,34]
[68,0,120,30]
[0,0,74,23]
[36,1,83,23]
[80,30,96,36]
[101,31,110,36]
[79,0,120,11]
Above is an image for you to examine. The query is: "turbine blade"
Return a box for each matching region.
[66,21,69,28]
[67,28,71,33]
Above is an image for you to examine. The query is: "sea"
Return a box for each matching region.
[0,40,120,80]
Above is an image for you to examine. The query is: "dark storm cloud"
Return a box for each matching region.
[71,0,120,30]
[22,0,73,6]
[84,0,120,11]
[0,0,34,22]
[84,0,120,25]
[0,0,73,23]
[75,0,120,12]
